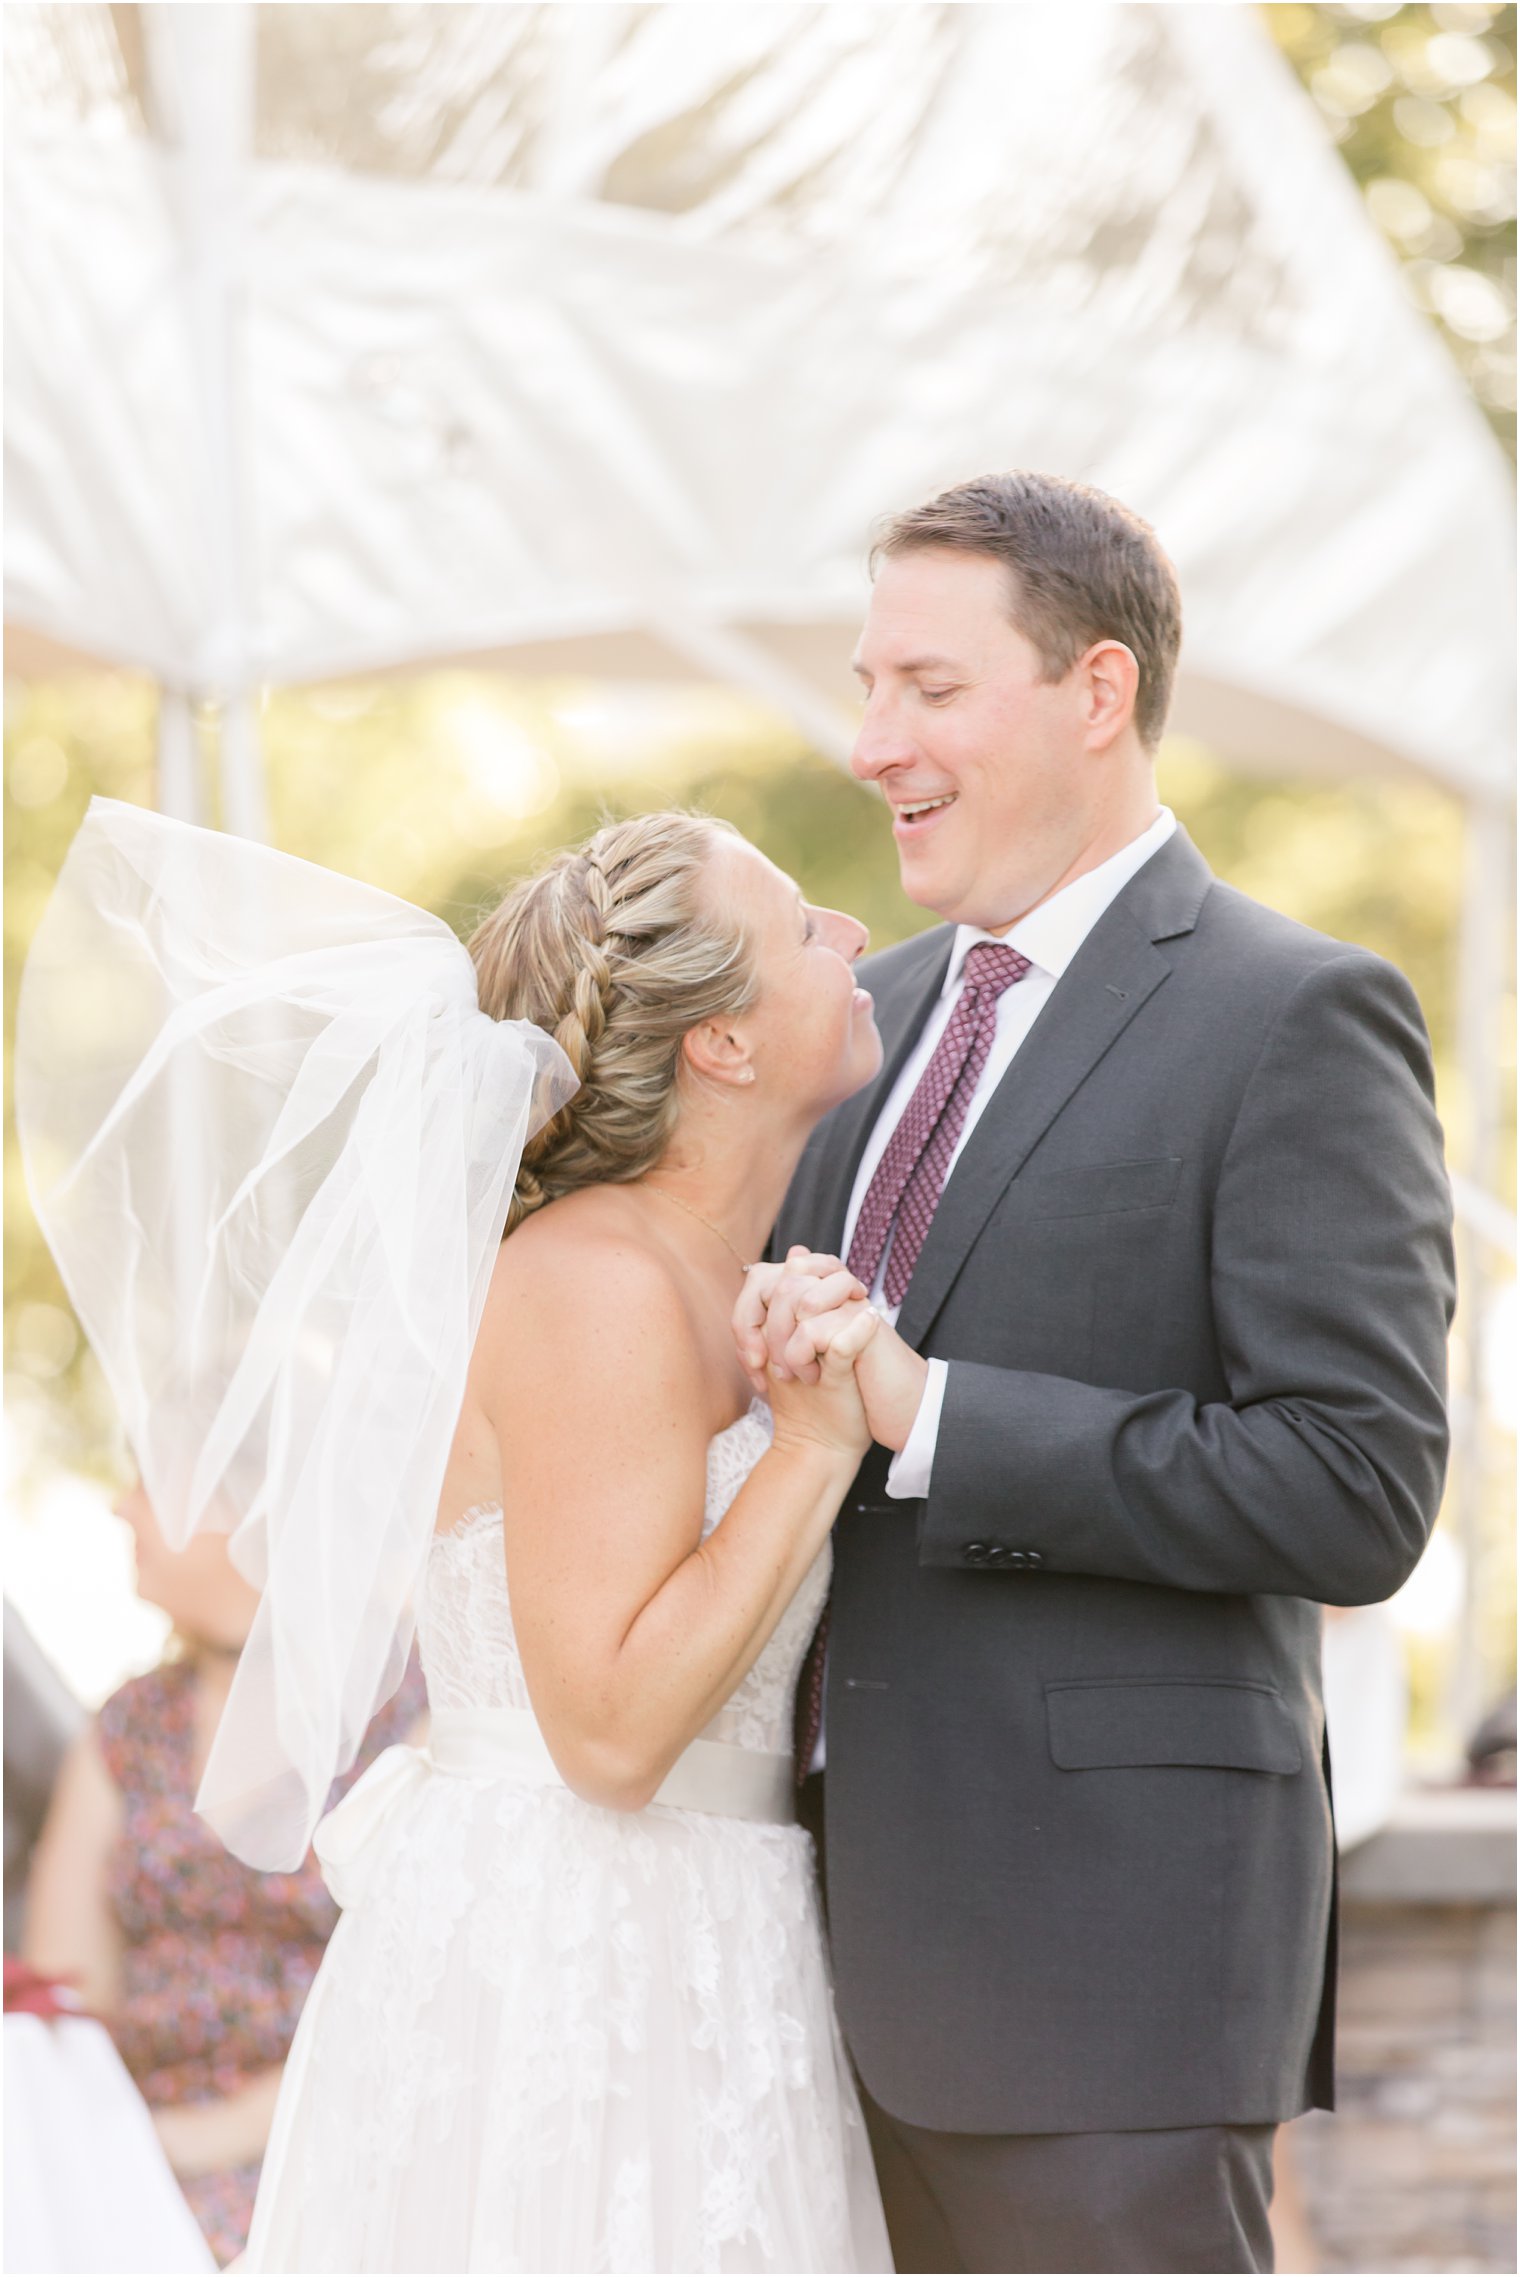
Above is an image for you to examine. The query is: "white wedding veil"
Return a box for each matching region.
[16,798,577,1868]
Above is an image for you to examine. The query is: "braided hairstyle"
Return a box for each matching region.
[468,813,759,1233]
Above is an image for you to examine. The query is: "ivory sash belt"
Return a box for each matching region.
[314,1706,796,1909]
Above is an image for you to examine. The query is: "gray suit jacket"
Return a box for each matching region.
[777,827,1453,2135]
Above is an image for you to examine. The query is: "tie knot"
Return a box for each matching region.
[960,941,1031,997]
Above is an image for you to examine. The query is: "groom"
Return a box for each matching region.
[742,472,1454,2273]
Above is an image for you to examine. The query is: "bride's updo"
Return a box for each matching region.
[469,812,759,1232]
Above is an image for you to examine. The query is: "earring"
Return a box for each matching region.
[740,1068,756,1084]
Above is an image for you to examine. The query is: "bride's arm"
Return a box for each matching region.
[474,1225,872,1814]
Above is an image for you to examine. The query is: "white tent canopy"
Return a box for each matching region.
[4,1,1515,1743]
[4,1,1514,805]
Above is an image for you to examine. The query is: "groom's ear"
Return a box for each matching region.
[681,1020,756,1090]
[1078,638,1142,752]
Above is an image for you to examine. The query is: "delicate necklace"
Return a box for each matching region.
[639,1182,753,1272]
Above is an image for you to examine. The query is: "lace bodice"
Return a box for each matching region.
[419,1399,828,1755]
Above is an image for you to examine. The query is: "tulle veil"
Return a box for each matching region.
[15,797,576,1868]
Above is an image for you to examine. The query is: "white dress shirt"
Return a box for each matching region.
[807,807,1175,1773]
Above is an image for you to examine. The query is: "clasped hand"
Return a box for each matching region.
[732,1248,929,1454]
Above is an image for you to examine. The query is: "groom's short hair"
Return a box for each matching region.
[871,471,1182,751]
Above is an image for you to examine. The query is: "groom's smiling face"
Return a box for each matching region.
[849,548,1130,932]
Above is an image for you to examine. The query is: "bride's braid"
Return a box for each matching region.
[468,814,758,1233]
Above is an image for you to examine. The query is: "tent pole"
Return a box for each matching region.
[219,694,270,843]
[142,3,265,841]
[155,686,205,823]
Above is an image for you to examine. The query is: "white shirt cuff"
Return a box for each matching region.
[885,1357,948,1500]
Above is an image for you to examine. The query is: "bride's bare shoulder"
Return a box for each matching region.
[478,1188,694,1370]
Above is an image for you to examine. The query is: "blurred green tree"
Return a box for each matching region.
[1267,1,1516,457]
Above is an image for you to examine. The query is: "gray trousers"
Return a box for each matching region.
[859,2087,1275,2274]
[799,1773,1276,2274]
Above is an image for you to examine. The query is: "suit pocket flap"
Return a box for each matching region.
[1046,1680,1302,1774]
[1021,1156,1182,1219]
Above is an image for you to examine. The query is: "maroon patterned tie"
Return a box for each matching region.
[794,941,1030,1786]
[846,941,1031,1307]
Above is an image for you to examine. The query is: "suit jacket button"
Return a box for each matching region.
[1006,1549,1028,1570]
[964,1542,990,1565]
[1026,1550,1044,1569]
[984,1545,1008,1565]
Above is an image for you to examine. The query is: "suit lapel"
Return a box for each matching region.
[780,927,954,1256]
[893,829,1214,1350]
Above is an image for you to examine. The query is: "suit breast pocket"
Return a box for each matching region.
[958,1157,1186,1379]
[1019,1155,1183,1220]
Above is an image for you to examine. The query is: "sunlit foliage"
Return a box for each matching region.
[1268,1,1517,454]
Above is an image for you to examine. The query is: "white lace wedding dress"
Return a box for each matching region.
[244,1401,891,2273]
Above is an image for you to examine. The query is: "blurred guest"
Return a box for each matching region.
[4,1599,83,1951]
[23,1482,426,2268]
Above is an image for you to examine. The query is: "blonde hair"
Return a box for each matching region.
[469,812,759,1232]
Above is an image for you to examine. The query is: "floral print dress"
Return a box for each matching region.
[97,1655,426,2266]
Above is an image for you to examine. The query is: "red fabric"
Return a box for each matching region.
[3,1958,88,2020]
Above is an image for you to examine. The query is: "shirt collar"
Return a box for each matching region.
[942,808,1177,993]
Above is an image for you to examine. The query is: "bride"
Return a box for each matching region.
[19,801,893,2274]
